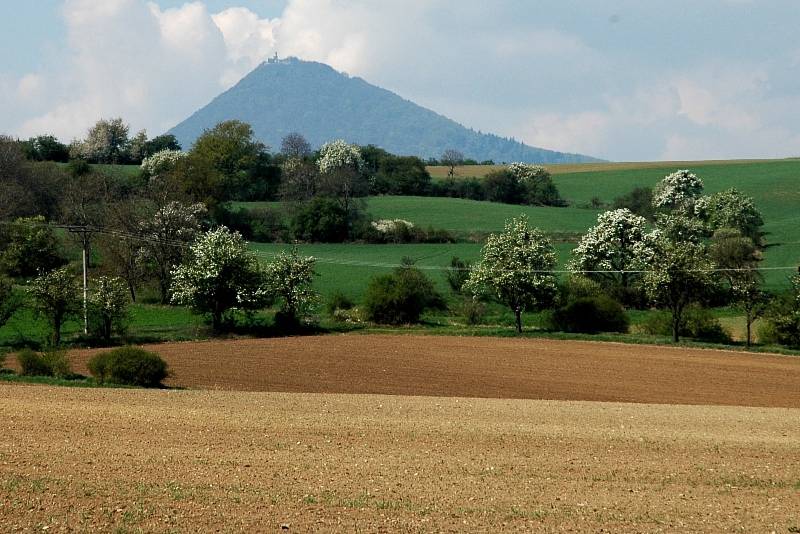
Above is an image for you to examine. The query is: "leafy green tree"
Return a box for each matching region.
[28,267,81,346]
[465,216,558,333]
[710,228,765,346]
[171,227,269,332]
[263,248,318,326]
[144,134,181,157]
[0,276,20,330]
[189,120,266,201]
[612,186,655,220]
[291,197,350,243]
[22,135,70,162]
[0,216,66,278]
[696,188,764,243]
[636,228,717,342]
[445,256,472,294]
[763,276,800,348]
[363,259,445,325]
[507,163,564,206]
[89,276,130,342]
[483,169,526,204]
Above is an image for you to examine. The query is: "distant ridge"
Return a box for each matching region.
[168,57,602,164]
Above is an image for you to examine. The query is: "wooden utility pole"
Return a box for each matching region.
[65,226,92,335]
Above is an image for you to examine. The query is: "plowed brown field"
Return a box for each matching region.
[1,387,799,532]
[68,335,800,407]
[4,336,800,531]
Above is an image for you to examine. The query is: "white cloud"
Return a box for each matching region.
[6,0,269,141]
[1,0,799,161]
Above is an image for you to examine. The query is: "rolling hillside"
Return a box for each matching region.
[168,57,599,164]
[237,159,800,295]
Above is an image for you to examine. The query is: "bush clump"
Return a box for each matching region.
[548,296,629,334]
[88,346,168,387]
[363,261,446,325]
[16,349,73,378]
[638,307,732,343]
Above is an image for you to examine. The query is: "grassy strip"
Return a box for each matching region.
[0,372,136,389]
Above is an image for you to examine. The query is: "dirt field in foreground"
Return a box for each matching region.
[65,335,800,407]
[1,386,798,532]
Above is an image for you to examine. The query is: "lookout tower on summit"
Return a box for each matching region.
[267,52,281,64]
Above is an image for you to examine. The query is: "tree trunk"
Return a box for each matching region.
[159,278,169,305]
[746,311,753,348]
[52,315,62,346]
[514,308,522,334]
[127,279,137,303]
[671,308,681,343]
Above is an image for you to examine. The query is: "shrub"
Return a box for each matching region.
[291,197,351,242]
[548,296,629,334]
[363,262,446,324]
[42,351,72,378]
[638,307,732,343]
[445,256,471,294]
[16,349,72,378]
[88,346,168,387]
[17,349,51,376]
[761,292,800,347]
[327,290,355,315]
[460,298,486,326]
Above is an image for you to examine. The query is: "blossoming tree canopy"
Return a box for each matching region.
[652,169,704,212]
[317,139,365,174]
[465,215,558,333]
[170,227,270,331]
[140,149,187,177]
[568,208,648,290]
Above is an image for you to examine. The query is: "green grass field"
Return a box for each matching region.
[236,159,800,291]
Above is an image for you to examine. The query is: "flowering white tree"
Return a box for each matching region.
[465,216,558,333]
[317,139,367,213]
[569,208,648,294]
[263,248,318,325]
[139,201,206,304]
[72,118,131,164]
[652,169,703,213]
[171,227,269,332]
[89,276,129,341]
[141,149,187,178]
[635,227,717,342]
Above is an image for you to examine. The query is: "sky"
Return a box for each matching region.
[1,0,799,161]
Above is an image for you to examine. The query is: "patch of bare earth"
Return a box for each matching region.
[1,386,799,532]
[4,336,800,531]
[66,334,800,407]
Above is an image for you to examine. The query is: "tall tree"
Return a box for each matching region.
[465,216,558,333]
[139,201,206,304]
[569,208,648,299]
[171,227,269,332]
[28,267,81,346]
[637,224,717,342]
[280,132,312,159]
[440,149,464,179]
